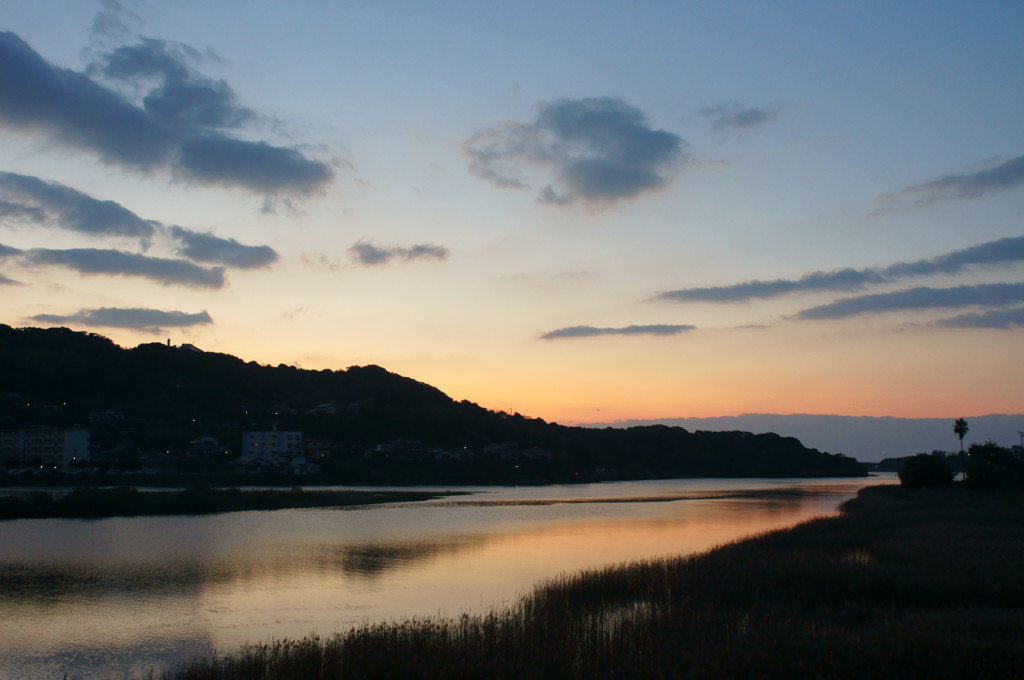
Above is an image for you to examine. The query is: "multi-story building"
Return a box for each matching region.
[0,428,90,471]
[241,427,303,458]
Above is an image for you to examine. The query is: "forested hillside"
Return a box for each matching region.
[0,325,866,481]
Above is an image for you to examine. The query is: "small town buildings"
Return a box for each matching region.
[230,453,320,476]
[305,403,338,416]
[233,427,319,475]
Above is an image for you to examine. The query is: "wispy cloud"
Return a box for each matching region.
[936,306,1024,329]
[0,171,156,243]
[348,241,449,266]
[540,324,696,340]
[300,252,346,273]
[465,97,685,206]
[3,245,226,288]
[29,306,213,333]
[658,235,1024,303]
[0,272,18,285]
[169,226,278,268]
[0,31,333,197]
[89,0,140,45]
[795,283,1024,320]
[889,155,1024,205]
[698,102,780,131]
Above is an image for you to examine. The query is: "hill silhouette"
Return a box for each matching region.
[0,325,866,482]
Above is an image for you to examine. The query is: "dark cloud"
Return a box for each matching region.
[0,31,176,167]
[796,283,1024,320]
[348,241,449,266]
[30,307,212,333]
[0,273,18,285]
[658,235,1024,303]
[0,199,46,222]
[3,245,225,288]
[169,226,278,268]
[540,324,696,340]
[99,38,253,131]
[659,268,884,303]
[882,235,1024,277]
[465,97,684,205]
[0,171,277,271]
[698,102,778,131]
[0,171,155,242]
[178,135,333,194]
[893,155,1024,205]
[937,306,1024,330]
[0,31,333,197]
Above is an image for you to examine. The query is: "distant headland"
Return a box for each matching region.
[583,414,1024,463]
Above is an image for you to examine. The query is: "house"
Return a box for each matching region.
[232,456,277,475]
[522,447,554,461]
[88,409,124,425]
[483,442,519,460]
[372,439,431,461]
[433,448,473,461]
[185,436,229,458]
[139,453,179,475]
[304,438,334,460]
[283,456,321,475]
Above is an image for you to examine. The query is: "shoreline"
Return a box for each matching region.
[0,486,460,521]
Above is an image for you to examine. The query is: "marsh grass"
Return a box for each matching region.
[166,485,1024,679]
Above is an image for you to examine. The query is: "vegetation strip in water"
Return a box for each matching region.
[0,486,457,520]
[166,484,1024,680]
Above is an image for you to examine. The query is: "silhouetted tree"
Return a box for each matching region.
[953,418,969,481]
[965,442,1020,488]
[898,452,954,489]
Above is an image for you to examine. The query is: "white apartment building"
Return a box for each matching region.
[241,427,303,458]
[0,428,90,471]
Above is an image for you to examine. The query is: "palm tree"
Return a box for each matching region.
[953,418,969,481]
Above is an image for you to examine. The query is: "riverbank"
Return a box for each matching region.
[166,483,1024,679]
[0,485,457,520]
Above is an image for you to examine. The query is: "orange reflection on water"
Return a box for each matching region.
[199,486,870,647]
[0,477,895,679]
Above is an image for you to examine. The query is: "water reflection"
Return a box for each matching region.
[0,476,895,679]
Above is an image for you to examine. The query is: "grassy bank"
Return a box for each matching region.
[166,484,1024,679]
[0,486,456,520]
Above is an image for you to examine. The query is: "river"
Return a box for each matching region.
[0,475,895,679]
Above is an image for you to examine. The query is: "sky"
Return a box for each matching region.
[2,0,1023,427]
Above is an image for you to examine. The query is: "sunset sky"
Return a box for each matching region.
[2,1,1023,426]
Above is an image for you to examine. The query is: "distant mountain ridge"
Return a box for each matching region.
[0,325,868,480]
[581,414,1024,463]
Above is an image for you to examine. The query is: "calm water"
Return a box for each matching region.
[0,475,895,679]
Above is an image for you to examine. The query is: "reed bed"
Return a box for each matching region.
[166,485,1024,680]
